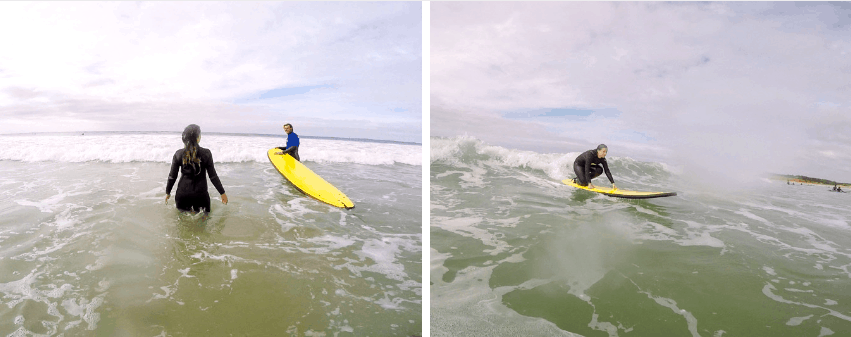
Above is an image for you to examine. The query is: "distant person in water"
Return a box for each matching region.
[274,123,300,161]
[165,124,228,213]
[573,144,617,190]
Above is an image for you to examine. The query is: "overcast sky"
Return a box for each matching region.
[0,2,421,143]
[432,2,851,184]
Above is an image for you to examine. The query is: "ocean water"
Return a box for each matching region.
[430,136,851,337]
[0,132,422,336]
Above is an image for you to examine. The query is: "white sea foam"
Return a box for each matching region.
[623,275,701,337]
[352,238,413,282]
[762,283,851,322]
[432,216,510,256]
[306,235,358,252]
[431,262,577,337]
[0,133,421,166]
[634,220,726,249]
[330,235,421,287]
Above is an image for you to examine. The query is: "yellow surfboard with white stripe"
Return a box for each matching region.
[562,178,677,199]
[268,148,354,209]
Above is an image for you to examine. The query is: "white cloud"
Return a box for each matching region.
[0,2,422,142]
[432,2,851,182]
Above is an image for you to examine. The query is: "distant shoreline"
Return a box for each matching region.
[769,174,849,186]
[0,131,422,146]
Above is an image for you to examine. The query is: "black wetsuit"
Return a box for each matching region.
[573,149,614,186]
[166,147,225,213]
[276,146,299,161]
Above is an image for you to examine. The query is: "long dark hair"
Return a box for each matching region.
[181,124,202,175]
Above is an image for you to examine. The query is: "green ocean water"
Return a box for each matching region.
[431,136,850,337]
[0,133,422,336]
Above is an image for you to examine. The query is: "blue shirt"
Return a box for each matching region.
[287,132,300,148]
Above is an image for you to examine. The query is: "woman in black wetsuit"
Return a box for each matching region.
[573,144,617,190]
[165,124,228,213]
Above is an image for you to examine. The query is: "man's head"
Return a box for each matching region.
[283,123,293,134]
[596,144,608,158]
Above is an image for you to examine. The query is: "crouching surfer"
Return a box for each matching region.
[573,144,617,190]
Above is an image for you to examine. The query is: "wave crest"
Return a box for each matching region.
[431,136,676,182]
[0,134,422,166]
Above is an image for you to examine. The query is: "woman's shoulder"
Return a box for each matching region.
[197,146,215,158]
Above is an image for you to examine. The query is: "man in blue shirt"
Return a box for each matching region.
[275,123,300,161]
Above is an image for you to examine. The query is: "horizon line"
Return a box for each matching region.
[0,130,422,146]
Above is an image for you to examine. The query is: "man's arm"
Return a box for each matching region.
[277,146,298,155]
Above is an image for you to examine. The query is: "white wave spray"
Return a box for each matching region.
[0,133,421,166]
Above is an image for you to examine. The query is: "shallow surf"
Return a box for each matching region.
[431,136,850,337]
[0,132,422,336]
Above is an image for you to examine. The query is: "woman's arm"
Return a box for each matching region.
[204,150,226,196]
[166,152,180,195]
[165,151,180,203]
[602,160,614,184]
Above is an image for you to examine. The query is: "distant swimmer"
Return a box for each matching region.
[572,144,616,190]
[165,124,228,213]
[274,123,300,161]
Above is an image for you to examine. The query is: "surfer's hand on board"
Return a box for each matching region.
[612,183,617,190]
[275,151,283,155]
[221,193,228,205]
[588,184,596,189]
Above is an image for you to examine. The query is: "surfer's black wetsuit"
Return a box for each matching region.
[166,147,226,213]
[276,145,299,161]
[573,149,614,186]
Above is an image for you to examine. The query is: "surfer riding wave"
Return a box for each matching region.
[573,144,617,190]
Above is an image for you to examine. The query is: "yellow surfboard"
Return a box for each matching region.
[562,178,677,199]
[268,148,354,209]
